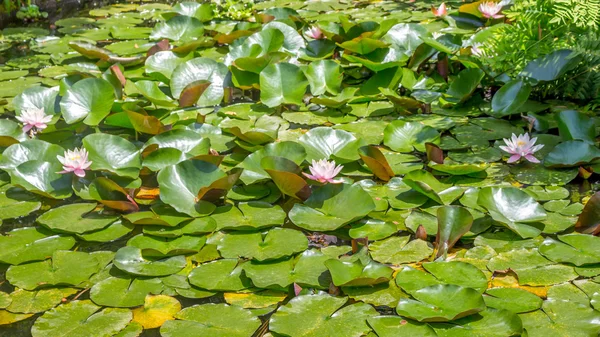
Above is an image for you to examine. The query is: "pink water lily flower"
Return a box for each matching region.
[303,159,344,184]
[306,26,323,40]
[16,107,52,135]
[432,3,448,17]
[500,133,544,164]
[58,147,93,177]
[478,1,504,19]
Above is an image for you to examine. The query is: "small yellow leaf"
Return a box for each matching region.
[132,295,181,329]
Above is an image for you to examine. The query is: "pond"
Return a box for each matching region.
[0,0,600,336]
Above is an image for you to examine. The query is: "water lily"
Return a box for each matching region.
[306,26,323,40]
[15,107,52,135]
[303,159,344,184]
[500,133,544,163]
[58,147,93,177]
[432,3,447,17]
[478,1,504,19]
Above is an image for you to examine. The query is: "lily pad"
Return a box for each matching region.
[217,227,307,261]
[160,304,261,337]
[37,203,119,234]
[113,246,187,276]
[396,284,486,322]
[0,227,75,265]
[31,300,132,337]
[270,294,377,337]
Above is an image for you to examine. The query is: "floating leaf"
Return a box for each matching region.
[160,304,261,337]
[0,227,75,265]
[60,78,115,125]
[114,246,187,277]
[132,294,181,329]
[270,294,377,337]
[217,227,307,261]
[31,300,132,337]
[259,62,308,107]
[435,206,473,258]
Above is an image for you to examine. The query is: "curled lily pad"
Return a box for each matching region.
[31,300,132,337]
[435,206,474,258]
[157,159,231,216]
[368,316,437,337]
[269,294,377,337]
[170,57,228,106]
[576,191,600,234]
[238,141,306,185]
[261,156,311,200]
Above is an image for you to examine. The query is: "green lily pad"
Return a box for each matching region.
[487,248,578,286]
[6,288,78,314]
[90,276,164,308]
[429,308,523,336]
[477,186,547,238]
[483,287,543,313]
[160,304,261,337]
[170,57,228,106]
[383,120,440,153]
[395,262,488,294]
[544,140,600,168]
[0,227,75,265]
[538,234,600,266]
[299,127,363,163]
[369,236,433,265]
[83,133,141,178]
[151,15,204,42]
[128,234,206,257]
[325,248,393,287]
[238,141,306,184]
[31,300,132,337]
[157,159,230,217]
[210,202,286,231]
[260,62,308,107]
[368,316,437,337]
[270,294,377,337]
[0,185,41,220]
[289,183,376,231]
[6,250,103,290]
[114,246,187,277]
[396,284,486,322]
[188,259,251,291]
[60,78,115,125]
[243,249,332,289]
[217,227,307,261]
[37,203,119,234]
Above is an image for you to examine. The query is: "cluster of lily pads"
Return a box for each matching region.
[0,0,599,336]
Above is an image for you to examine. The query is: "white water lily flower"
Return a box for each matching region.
[303,159,344,184]
[58,148,93,178]
[499,133,544,163]
[15,107,52,134]
[305,26,323,40]
[478,1,504,19]
[432,3,448,17]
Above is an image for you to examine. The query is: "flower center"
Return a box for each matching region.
[516,140,526,147]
